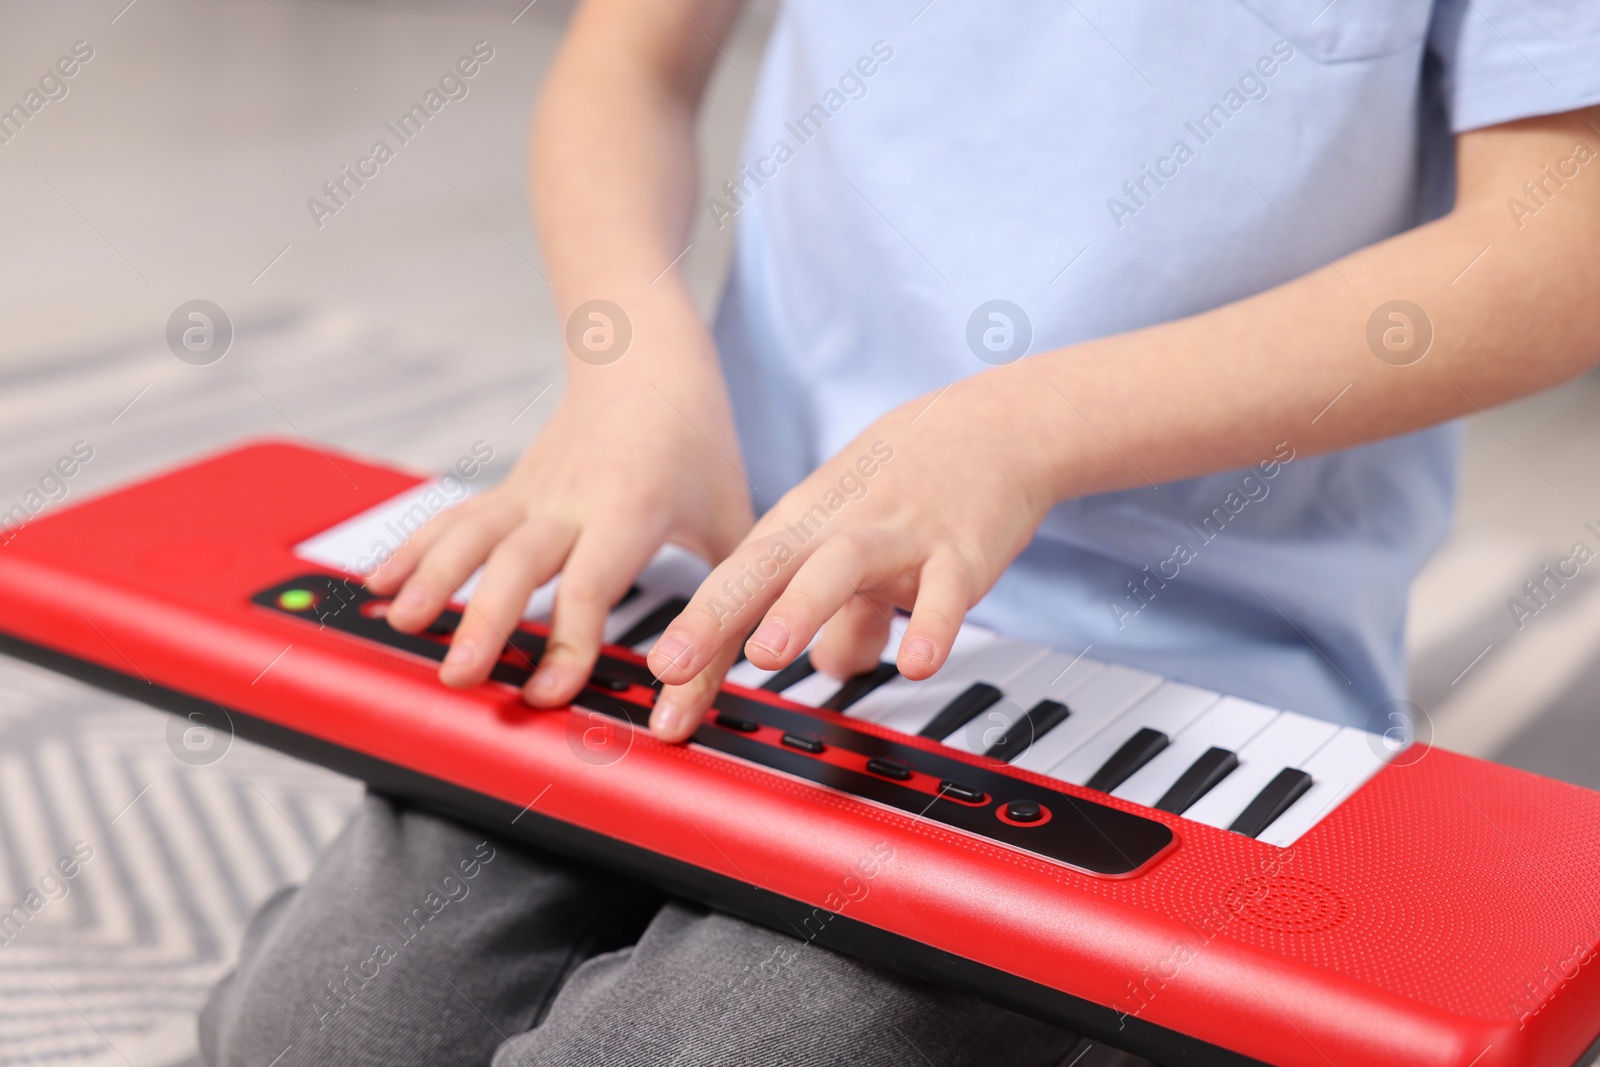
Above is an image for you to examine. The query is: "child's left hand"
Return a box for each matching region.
[644,368,1068,741]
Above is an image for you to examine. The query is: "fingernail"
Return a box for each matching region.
[749,618,790,657]
[443,639,476,667]
[394,587,427,614]
[653,632,692,670]
[906,636,936,665]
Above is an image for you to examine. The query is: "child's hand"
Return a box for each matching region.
[645,369,1065,741]
[367,340,753,709]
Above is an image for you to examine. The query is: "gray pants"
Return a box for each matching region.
[200,793,1154,1067]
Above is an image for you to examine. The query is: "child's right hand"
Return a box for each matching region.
[366,324,754,710]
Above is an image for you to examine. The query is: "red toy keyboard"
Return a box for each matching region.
[1,440,1598,1067]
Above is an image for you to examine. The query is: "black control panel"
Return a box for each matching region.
[253,574,1176,877]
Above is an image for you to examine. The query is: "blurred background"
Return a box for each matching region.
[0,1,1595,1063]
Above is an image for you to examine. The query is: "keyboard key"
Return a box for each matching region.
[1229,768,1314,838]
[917,682,1004,740]
[1084,728,1169,793]
[860,630,1042,732]
[781,670,850,706]
[1183,711,1338,831]
[614,596,690,649]
[1044,682,1219,785]
[981,699,1072,762]
[1256,727,1390,846]
[1112,696,1277,808]
[761,656,818,694]
[821,662,900,711]
[1009,663,1163,774]
[1155,747,1239,814]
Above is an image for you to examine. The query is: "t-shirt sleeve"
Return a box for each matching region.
[1428,0,1600,132]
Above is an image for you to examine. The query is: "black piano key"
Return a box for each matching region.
[1154,747,1239,815]
[983,699,1071,762]
[612,596,690,649]
[1084,727,1171,794]
[761,655,818,693]
[1228,767,1314,838]
[615,584,643,607]
[821,662,900,711]
[917,682,1005,741]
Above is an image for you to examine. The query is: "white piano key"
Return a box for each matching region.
[779,670,849,707]
[1256,727,1391,847]
[1181,711,1339,831]
[1112,697,1279,808]
[1009,663,1164,774]
[602,588,675,645]
[845,624,1001,723]
[1046,682,1221,785]
[724,658,779,689]
[871,637,1052,737]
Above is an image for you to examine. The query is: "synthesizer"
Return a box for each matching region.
[1,440,1598,1067]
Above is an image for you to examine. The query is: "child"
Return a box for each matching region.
[202,1,1600,1063]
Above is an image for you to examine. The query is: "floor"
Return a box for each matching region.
[0,1,1596,1064]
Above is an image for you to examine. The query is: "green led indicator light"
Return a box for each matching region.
[278,588,316,612]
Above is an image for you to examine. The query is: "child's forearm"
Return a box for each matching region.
[1010,107,1600,505]
[531,0,745,379]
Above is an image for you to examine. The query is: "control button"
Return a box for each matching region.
[277,588,316,612]
[938,780,987,804]
[1004,800,1043,823]
[714,712,760,733]
[587,672,631,692]
[781,733,826,754]
[865,757,913,781]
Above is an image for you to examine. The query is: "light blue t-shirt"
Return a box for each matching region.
[710,0,1600,726]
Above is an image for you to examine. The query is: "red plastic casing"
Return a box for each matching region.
[2,440,1598,1067]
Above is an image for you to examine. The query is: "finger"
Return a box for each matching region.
[811,594,894,679]
[523,525,662,708]
[367,496,476,595]
[896,553,972,681]
[381,502,521,632]
[645,526,808,683]
[741,530,901,672]
[440,515,577,688]
[650,636,744,743]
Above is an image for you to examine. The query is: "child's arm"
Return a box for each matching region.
[368,0,753,708]
[645,106,1600,740]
